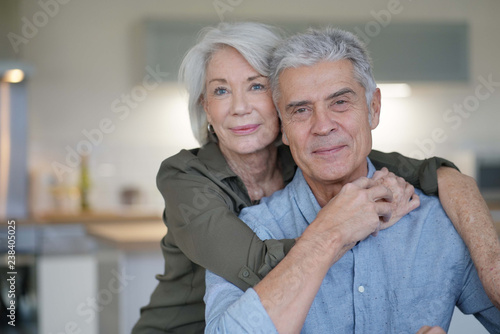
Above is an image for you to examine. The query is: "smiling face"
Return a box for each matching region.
[278,59,381,199]
[203,46,280,157]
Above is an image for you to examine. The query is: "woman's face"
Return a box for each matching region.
[203,46,280,156]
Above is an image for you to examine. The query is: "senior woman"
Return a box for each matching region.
[133,22,500,334]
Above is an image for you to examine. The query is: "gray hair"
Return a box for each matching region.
[269,27,377,119]
[179,22,283,145]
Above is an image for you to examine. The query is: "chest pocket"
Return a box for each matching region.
[388,284,457,334]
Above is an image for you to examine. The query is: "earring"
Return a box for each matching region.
[207,123,215,134]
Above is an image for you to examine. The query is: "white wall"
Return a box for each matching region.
[13,1,499,333]
[17,0,500,209]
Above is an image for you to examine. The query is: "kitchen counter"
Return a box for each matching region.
[86,219,166,250]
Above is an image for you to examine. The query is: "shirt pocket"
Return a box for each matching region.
[388,284,455,334]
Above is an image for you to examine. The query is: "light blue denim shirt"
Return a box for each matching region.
[204,159,500,334]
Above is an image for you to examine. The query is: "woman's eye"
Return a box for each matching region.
[251,83,265,91]
[214,87,228,96]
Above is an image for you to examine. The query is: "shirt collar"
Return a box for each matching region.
[197,141,238,181]
[292,158,376,225]
[198,141,298,184]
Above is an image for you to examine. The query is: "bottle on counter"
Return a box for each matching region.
[79,154,91,212]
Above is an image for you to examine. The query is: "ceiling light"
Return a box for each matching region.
[378,83,412,98]
[3,69,25,83]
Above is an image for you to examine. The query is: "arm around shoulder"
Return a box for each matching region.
[437,167,500,309]
[157,154,295,290]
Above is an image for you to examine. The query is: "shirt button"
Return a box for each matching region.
[242,270,250,278]
[358,286,365,293]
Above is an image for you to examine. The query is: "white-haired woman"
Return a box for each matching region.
[133,22,499,334]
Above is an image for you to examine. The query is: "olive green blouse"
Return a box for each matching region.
[132,142,457,334]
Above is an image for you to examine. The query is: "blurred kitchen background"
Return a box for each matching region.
[1,0,499,333]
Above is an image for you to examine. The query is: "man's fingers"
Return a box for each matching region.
[375,201,393,222]
[350,176,375,189]
[369,184,394,203]
[408,193,420,211]
[372,167,389,181]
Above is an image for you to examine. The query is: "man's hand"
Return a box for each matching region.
[311,176,394,258]
[372,167,420,232]
[416,325,446,334]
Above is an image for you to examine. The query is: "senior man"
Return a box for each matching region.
[203,27,500,334]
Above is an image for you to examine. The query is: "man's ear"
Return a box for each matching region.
[369,88,381,130]
[282,125,289,146]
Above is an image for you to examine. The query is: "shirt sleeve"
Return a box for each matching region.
[204,270,278,334]
[368,150,459,196]
[157,158,295,290]
[456,253,500,332]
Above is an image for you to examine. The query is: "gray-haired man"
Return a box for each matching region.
[204,28,500,334]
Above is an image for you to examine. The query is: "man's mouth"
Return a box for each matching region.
[312,145,346,155]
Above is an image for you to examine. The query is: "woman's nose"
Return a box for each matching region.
[231,91,251,115]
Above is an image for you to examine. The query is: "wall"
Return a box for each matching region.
[15,0,500,212]
[8,1,499,332]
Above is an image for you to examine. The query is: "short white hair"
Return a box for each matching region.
[179,22,283,145]
[270,27,377,122]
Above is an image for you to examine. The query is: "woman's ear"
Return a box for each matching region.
[200,94,211,123]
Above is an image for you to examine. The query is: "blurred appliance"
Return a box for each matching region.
[0,63,30,220]
[477,160,500,202]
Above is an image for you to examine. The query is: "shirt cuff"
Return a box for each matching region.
[419,157,459,196]
[209,288,278,333]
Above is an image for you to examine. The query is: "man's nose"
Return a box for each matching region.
[311,107,338,135]
[231,91,252,116]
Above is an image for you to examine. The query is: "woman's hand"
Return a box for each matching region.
[416,325,446,334]
[372,167,420,232]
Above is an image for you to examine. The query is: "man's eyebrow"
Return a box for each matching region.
[325,88,356,101]
[285,88,356,112]
[285,100,310,112]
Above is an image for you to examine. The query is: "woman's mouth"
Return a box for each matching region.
[230,124,260,135]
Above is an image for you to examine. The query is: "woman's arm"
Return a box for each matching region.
[158,154,294,291]
[161,149,457,292]
[370,150,499,309]
[437,167,500,309]
[369,150,458,195]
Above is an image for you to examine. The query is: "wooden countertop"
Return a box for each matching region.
[7,211,168,251]
[86,220,166,251]
[34,211,162,224]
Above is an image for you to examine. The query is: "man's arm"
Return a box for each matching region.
[205,177,395,333]
[437,167,500,309]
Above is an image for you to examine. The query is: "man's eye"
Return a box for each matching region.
[214,87,228,95]
[332,100,349,111]
[295,108,307,113]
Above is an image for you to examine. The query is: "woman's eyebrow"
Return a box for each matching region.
[207,78,227,85]
[247,74,266,82]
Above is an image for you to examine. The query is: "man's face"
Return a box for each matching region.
[278,59,381,195]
